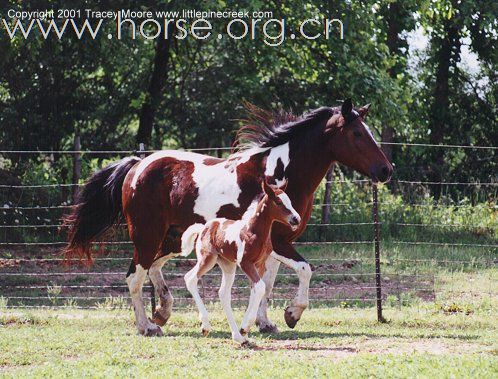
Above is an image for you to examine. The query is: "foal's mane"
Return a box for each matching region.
[233,103,337,151]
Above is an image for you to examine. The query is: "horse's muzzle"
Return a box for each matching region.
[370,163,393,184]
[288,215,301,230]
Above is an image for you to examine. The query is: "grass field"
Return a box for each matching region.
[0,305,497,378]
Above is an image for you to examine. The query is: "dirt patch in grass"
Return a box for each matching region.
[254,338,483,360]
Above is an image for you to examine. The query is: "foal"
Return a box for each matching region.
[181,180,301,344]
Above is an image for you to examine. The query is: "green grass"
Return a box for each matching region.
[0,306,496,378]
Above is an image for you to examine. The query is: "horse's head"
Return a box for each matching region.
[261,180,301,230]
[325,99,393,183]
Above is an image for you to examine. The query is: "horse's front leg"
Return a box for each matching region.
[270,244,312,329]
[256,254,281,333]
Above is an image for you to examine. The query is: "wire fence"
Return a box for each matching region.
[0,143,496,317]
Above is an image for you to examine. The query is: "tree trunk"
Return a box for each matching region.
[382,2,403,164]
[428,5,462,198]
[136,24,175,145]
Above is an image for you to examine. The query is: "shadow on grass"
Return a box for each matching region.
[164,328,481,342]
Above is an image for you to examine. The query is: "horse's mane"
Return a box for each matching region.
[233,102,337,151]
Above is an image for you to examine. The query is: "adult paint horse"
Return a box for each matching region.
[64,98,393,336]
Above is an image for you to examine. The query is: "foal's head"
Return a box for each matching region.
[326,99,393,183]
[261,180,301,230]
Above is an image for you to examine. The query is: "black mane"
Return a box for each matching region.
[234,103,338,150]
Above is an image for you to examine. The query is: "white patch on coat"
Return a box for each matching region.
[192,160,241,221]
[130,148,272,222]
[222,220,247,264]
[130,150,205,189]
[264,143,290,186]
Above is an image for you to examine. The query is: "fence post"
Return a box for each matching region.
[138,143,157,315]
[320,165,335,240]
[372,184,386,322]
[72,134,81,201]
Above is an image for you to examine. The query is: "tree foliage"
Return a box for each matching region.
[0,0,496,187]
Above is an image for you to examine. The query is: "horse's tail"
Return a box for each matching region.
[180,223,205,257]
[62,157,141,263]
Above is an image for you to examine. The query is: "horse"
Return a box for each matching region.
[63,98,393,336]
[180,180,301,344]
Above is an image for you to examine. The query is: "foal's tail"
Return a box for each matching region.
[180,223,205,257]
[62,157,141,263]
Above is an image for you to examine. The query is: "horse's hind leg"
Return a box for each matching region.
[149,232,182,326]
[149,256,173,326]
[184,252,217,336]
[126,259,163,337]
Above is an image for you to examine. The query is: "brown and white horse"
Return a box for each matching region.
[64,98,393,336]
[181,180,300,344]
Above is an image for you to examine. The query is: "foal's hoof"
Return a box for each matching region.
[144,326,164,337]
[201,328,210,337]
[284,306,302,329]
[239,328,248,337]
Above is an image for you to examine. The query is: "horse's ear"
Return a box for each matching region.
[341,98,353,117]
[262,180,274,196]
[358,103,371,119]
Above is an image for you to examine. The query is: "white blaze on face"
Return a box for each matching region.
[278,192,300,222]
[264,143,290,187]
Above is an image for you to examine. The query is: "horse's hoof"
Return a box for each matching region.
[144,326,164,337]
[284,307,299,329]
[239,328,248,336]
[201,328,210,337]
[258,322,279,334]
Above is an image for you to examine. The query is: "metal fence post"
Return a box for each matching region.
[138,143,156,315]
[72,134,81,201]
[372,184,386,322]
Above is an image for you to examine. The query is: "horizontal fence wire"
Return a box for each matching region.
[1,144,497,312]
[1,179,496,189]
[0,142,497,155]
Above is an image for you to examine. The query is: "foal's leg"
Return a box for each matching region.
[126,259,163,336]
[184,253,217,336]
[239,259,266,336]
[218,258,246,344]
[256,254,281,333]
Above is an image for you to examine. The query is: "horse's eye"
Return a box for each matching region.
[353,131,362,138]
